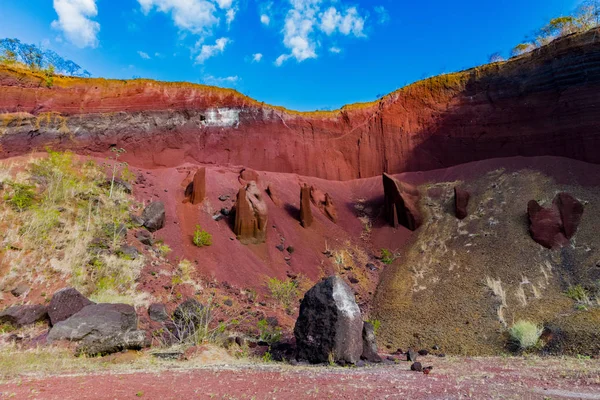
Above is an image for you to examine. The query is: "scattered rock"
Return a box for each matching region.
[135,230,154,246]
[418,349,429,356]
[10,283,30,297]
[294,276,364,364]
[286,246,295,254]
[48,303,138,343]
[142,201,166,232]
[172,299,209,340]
[300,184,313,228]
[48,288,94,326]
[366,263,378,271]
[276,244,285,252]
[528,192,583,248]
[118,245,140,260]
[190,167,206,205]
[218,195,230,202]
[382,173,422,231]
[411,362,423,372]
[109,178,132,194]
[0,305,48,328]
[361,321,382,363]
[148,303,169,322]
[220,208,230,216]
[130,214,145,227]
[234,182,268,244]
[423,366,433,375]
[454,187,470,219]
[406,348,418,362]
[223,299,233,307]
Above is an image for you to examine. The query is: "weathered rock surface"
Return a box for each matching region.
[48,287,93,326]
[76,330,148,356]
[142,201,165,232]
[382,173,422,231]
[48,303,137,342]
[172,299,208,340]
[454,187,470,219]
[234,182,268,244]
[361,321,382,363]
[3,30,600,180]
[135,229,154,246]
[148,303,169,322]
[300,184,313,228]
[0,305,48,327]
[310,186,337,223]
[528,193,584,249]
[265,184,281,206]
[294,276,364,364]
[191,167,206,205]
[239,168,259,184]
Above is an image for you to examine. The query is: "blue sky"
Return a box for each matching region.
[0,0,582,111]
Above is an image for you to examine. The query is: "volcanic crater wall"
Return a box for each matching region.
[1,29,600,180]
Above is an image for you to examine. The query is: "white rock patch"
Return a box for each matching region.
[202,108,241,128]
[332,278,361,319]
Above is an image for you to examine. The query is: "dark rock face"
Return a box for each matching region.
[234,182,268,244]
[172,299,208,340]
[454,187,470,219]
[528,193,584,249]
[0,305,48,327]
[142,201,166,232]
[118,245,140,260]
[48,303,138,342]
[300,184,313,228]
[191,167,206,205]
[10,283,29,297]
[361,321,382,363]
[48,287,93,326]
[294,276,364,364]
[382,173,422,231]
[148,303,169,322]
[135,230,154,246]
[411,362,423,372]
[76,330,148,356]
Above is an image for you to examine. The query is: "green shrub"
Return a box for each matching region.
[5,182,36,211]
[565,285,591,303]
[366,319,381,334]
[257,319,282,344]
[509,320,543,350]
[381,248,395,265]
[267,277,298,311]
[193,225,212,247]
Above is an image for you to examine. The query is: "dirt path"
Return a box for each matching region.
[1,357,598,399]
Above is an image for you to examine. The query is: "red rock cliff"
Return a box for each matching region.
[1,29,600,180]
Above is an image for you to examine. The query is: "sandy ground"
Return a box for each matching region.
[0,356,599,400]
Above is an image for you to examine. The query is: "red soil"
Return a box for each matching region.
[1,357,598,399]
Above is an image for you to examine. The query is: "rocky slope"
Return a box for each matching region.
[2,30,600,180]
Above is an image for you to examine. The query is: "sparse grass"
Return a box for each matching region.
[565,285,591,304]
[266,277,298,312]
[366,319,381,335]
[509,320,543,350]
[0,150,145,305]
[257,319,282,344]
[380,248,397,265]
[192,225,212,247]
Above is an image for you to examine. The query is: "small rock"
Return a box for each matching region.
[148,303,169,322]
[276,244,285,252]
[437,353,446,358]
[411,362,423,372]
[142,201,166,232]
[118,245,140,260]
[218,195,229,202]
[286,246,295,254]
[366,263,378,271]
[432,345,440,351]
[223,299,233,307]
[418,349,429,356]
[135,230,154,246]
[212,213,223,221]
[220,208,230,216]
[407,349,418,362]
[0,305,49,327]
[130,214,145,227]
[423,366,433,375]
[11,283,30,297]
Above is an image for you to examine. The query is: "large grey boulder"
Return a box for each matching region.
[0,305,48,327]
[294,276,364,364]
[48,303,137,342]
[142,201,166,232]
[76,330,149,356]
[48,287,93,326]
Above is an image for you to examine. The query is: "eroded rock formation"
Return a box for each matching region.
[300,184,313,228]
[3,30,600,180]
[310,186,337,223]
[382,173,422,231]
[527,192,584,249]
[454,187,470,220]
[191,167,206,205]
[234,181,268,244]
[294,276,364,364]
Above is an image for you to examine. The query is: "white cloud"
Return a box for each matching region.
[275,0,367,66]
[195,37,230,63]
[138,51,151,59]
[252,53,263,62]
[329,46,341,54]
[260,14,271,25]
[51,0,100,48]
[374,6,390,25]
[203,74,239,87]
[138,0,237,37]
